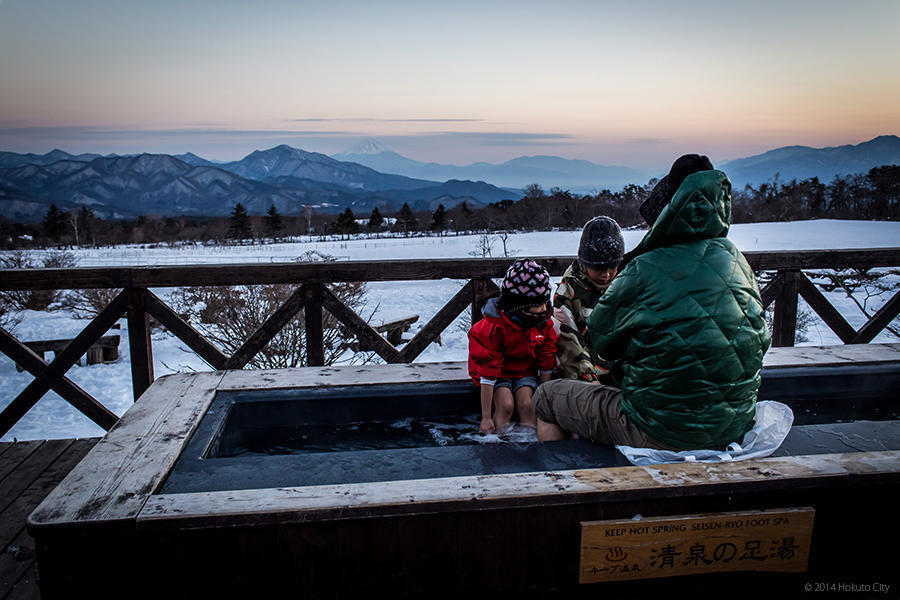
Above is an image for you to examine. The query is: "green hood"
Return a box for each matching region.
[636,169,732,254]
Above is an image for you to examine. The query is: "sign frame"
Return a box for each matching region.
[579,507,815,583]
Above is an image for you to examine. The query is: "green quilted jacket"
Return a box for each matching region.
[586,170,771,449]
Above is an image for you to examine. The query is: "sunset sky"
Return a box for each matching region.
[1,0,898,170]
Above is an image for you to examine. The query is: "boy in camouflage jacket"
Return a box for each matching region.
[553,216,624,382]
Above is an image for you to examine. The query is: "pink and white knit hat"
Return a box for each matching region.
[498,259,551,312]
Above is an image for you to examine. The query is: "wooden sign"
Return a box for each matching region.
[580,507,814,583]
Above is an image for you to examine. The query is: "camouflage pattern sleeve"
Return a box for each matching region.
[552,280,605,382]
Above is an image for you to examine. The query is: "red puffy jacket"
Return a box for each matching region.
[468,297,558,383]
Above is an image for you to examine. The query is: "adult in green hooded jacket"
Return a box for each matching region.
[584,167,770,449]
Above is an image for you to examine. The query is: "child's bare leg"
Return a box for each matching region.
[514,386,536,427]
[537,418,569,441]
[492,387,515,432]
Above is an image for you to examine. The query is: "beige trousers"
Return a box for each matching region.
[533,379,675,449]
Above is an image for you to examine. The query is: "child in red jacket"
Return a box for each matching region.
[468,259,558,434]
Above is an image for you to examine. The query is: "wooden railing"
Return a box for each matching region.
[1,248,899,437]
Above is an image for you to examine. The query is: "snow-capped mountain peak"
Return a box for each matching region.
[340,138,390,156]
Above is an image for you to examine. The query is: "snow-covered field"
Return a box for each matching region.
[2,219,899,442]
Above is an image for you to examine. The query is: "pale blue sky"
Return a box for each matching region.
[1,0,898,168]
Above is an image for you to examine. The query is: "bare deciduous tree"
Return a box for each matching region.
[170,252,374,368]
[468,233,495,258]
[0,251,77,313]
[60,287,123,318]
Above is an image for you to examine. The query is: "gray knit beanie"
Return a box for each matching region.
[578,216,624,269]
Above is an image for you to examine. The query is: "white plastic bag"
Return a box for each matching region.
[616,400,794,466]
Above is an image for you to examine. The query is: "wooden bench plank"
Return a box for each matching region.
[21,335,120,354]
[137,450,900,528]
[375,315,419,332]
[762,342,900,367]
[214,344,899,391]
[375,315,418,346]
[15,335,120,371]
[0,527,36,599]
[0,442,42,484]
[28,372,225,526]
[0,440,97,552]
[349,315,424,352]
[4,569,41,600]
[217,361,470,391]
[0,440,73,516]
[0,439,96,600]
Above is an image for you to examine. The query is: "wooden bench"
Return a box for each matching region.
[15,335,120,372]
[348,314,440,352]
[376,315,419,346]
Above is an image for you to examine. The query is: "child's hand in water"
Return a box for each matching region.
[480,416,495,435]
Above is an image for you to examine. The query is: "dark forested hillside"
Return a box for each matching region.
[4,164,896,249]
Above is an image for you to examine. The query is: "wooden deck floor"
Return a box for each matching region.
[0,439,98,600]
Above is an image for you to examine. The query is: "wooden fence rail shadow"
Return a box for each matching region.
[1,248,898,437]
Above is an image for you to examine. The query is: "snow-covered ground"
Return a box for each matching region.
[2,219,899,442]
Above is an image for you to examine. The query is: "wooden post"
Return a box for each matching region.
[772,270,799,347]
[304,283,325,367]
[126,287,154,400]
[471,278,500,325]
[471,293,483,325]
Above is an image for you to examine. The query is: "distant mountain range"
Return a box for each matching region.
[1,135,897,222]
[0,145,516,222]
[222,145,437,191]
[334,139,648,192]
[719,135,900,188]
[337,135,900,192]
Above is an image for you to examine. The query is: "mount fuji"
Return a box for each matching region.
[334,139,650,192]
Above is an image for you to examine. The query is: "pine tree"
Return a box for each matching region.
[228,203,253,242]
[456,201,474,233]
[396,203,417,236]
[367,207,384,233]
[430,204,447,235]
[78,205,95,246]
[41,204,66,243]
[264,204,283,239]
[332,208,359,239]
